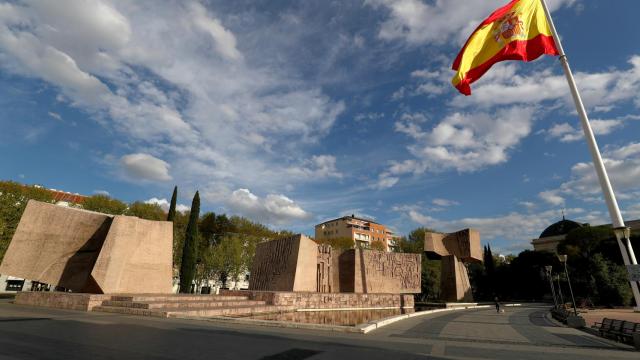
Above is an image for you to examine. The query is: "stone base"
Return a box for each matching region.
[220,290,414,310]
[566,315,586,328]
[15,291,113,311]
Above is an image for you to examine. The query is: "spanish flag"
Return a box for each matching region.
[452,0,559,95]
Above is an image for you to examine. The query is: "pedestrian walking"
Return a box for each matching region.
[494,296,500,313]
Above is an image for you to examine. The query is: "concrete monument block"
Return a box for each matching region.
[250,234,421,294]
[249,234,318,292]
[0,200,173,294]
[425,229,482,302]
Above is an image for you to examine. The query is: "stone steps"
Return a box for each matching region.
[101,299,267,309]
[109,294,249,302]
[91,294,293,318]
[93,304,293,318]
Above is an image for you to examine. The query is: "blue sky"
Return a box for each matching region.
[1,0,639,254]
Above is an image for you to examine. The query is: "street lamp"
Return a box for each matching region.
[545,265,558,308]
[558,254,578,316]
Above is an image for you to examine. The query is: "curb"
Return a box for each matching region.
[191,304,522,334]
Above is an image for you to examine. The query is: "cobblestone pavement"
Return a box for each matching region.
[0,301,636,359]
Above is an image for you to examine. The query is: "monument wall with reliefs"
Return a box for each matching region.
[352,249,421,294]
[249,234,421,294]
[0,200,173,294]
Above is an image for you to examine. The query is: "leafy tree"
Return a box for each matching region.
[125,201,165,221]
[179,191,200,293]
[398,227,434,253]
[172,210,189,268]
[316,236,354,250]
[370,240,386,251]
[482,244,496,296]
[82,195,127,215]
[167,186,177,222]
[212,234,245,288]
[420,257,441,301]
[0,181,53,261]
[557,225,632,306]
[199,212,218,246]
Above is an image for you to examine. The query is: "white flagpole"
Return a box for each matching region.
[540,0,640,309]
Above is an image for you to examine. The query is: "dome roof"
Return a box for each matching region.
[539,218,582,238]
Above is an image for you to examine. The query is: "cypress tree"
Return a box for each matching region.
[179,191,200,293]
[167,186,178,222]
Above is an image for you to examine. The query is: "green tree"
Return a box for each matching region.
[398,227,434,254]
[370,240,386,251]
[482,244,496,297]
[172,211,189,268]
[167,186,177,222]
[199,212,217,246]
[0,181,53,261]
[399,227,441,302]
[212,234,245,288]
[82,195,127,215]
[557,225,631,306]
[125,201,165,221]
[179,191,200,293]
[316,236,355,250]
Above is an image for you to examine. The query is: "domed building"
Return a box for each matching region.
[531,216,584,253]
[532,216,640,253]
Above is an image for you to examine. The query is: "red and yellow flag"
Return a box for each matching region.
[452,0,559,95]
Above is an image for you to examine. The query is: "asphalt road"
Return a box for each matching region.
[0,301,635,360]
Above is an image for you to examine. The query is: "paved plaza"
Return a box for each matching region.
[0,301,635,359]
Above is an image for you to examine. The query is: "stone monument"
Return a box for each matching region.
[249,234,421,294]
[424,229,481,302]
[0,200,173,294]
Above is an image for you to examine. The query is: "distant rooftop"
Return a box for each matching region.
[317,214,379,226]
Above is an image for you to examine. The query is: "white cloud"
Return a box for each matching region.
[145,197,189,213]
[189,2,242,61]
[287,155,343,180]
[373,174,400,190]
[93,190,110,196]
[226,188,311,225]
[545,119,625,142]
[121,153,172,182]
[432,198,458,207]
[354,112,384,122]
[537,142,640,207]
[48,112,63,121]
[0,1,345,208]
[519,201,537,211]
[366,0,575,45]
[387,106,535,178]
[539,190,565,206]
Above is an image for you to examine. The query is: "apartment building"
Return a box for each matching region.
[314,214,399,251]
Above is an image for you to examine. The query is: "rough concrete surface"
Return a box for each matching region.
[0,200,173,294]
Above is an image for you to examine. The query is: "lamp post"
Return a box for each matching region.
[558,254,578,316]
[545,265,558,308]
[556,274,564,309]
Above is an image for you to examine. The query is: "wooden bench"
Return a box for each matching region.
[593,318,640,344]
[619,321,639,344]
[592,317,613,336]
